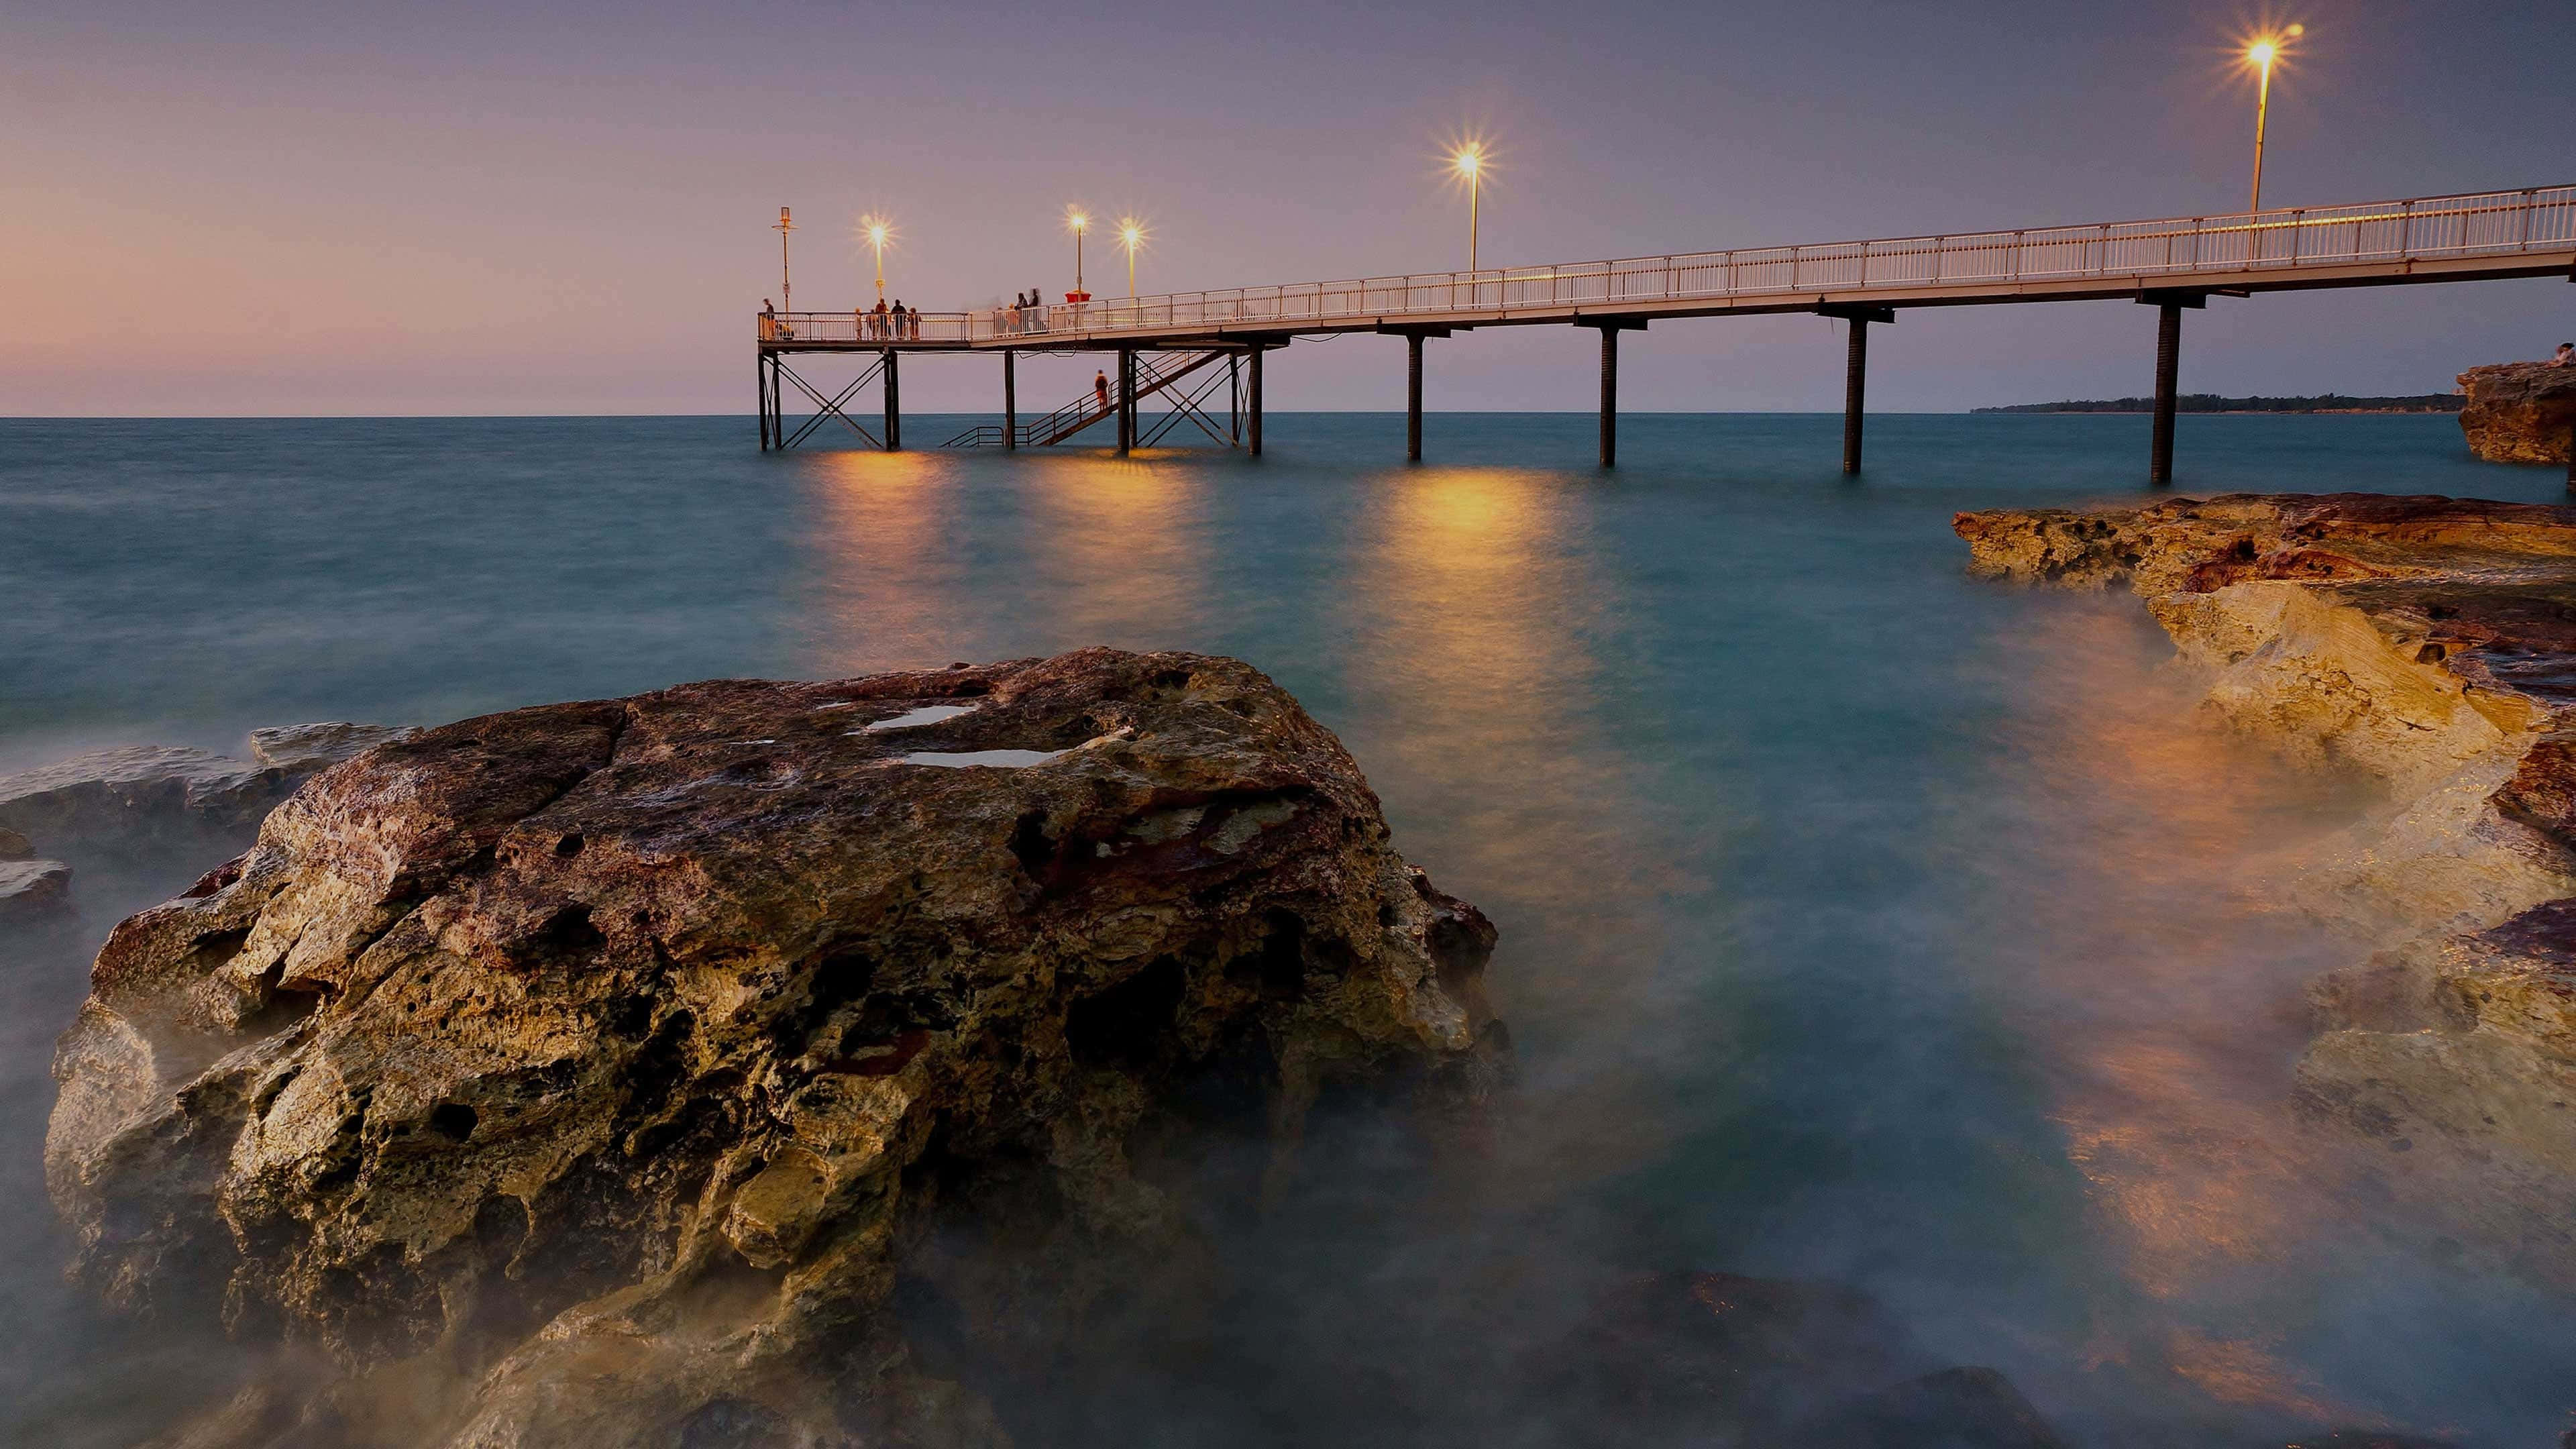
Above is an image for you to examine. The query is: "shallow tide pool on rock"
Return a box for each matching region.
[5,413,2576,1446]
[899,747,1066,767]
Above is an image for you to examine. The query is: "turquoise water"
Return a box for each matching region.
[4,413,2573,1445]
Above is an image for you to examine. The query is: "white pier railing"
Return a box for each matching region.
[759,184,2576,347]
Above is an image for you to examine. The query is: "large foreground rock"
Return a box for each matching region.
[1956,494,2576,1285]
[2457,362,2576,465]
[46,649,1503,1447]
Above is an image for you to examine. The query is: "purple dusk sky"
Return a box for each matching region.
[5,0,2571,416]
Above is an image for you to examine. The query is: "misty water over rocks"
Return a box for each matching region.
[6,413,2575,1446]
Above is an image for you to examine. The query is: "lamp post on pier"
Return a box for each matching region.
[774,206,794,315]
[1452,145,1483,274]
[2243,24,2301,215]
[861,215,892,308]
[1119,218,1145,299]
[1066,209,1089,299]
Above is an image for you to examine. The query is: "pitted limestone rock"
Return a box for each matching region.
[47,649,1504,1447]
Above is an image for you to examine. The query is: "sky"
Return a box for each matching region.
[4,0,2572,416]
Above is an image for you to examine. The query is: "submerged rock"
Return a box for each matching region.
[1792,1366,2070,1449]
[1534,1272,2067,1448]
[46,649,1503,1446]
[0,745,296,849]
[246,722,419,775]
[0,857,73,922]
[2456,362,2576,465]
[1955,494,2576,1285]
[0,725,414,865]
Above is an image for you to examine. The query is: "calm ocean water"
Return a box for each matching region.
[4,413,2572,1445]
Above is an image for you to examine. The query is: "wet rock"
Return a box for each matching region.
[1536,1270,1919,1444]
[244,722,418,775]
[46,648,1504,1447]
[0,745,297,853]
[0,857,73,921]
[1956,493,2576,1285]
[2457,362,2576,465]
[0,824,34,859]
[1790,1366,2070,1449]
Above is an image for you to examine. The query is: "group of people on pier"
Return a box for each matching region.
[999,290,1051,335]
[857,301,920,341]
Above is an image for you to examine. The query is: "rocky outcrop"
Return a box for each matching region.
[1956,494,2576,1284]
[2457,362,2576,465]
[46,649,1503,1448]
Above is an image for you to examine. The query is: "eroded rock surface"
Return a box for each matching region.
[1957,494,2576,1284]
[46,649,1503,1447]
[2457,362,2576,465]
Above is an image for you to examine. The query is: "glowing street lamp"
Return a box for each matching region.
[859,215,893,306]
[1066,208,1089,299]
[1452,144,1485,274]
[1118,217,1146,298]
[2243,24,2302,215]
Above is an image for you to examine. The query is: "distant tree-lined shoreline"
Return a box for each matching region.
[1974,393,2463,415]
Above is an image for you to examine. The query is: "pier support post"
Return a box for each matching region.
[757,354,771,451]
[881,349,901,451]
[1580,318,1645,468]
[2141,292,2202,486]
[1841,320,1867,473]
[1599,326,1617,468]
[1248,345,1265,456]
[1003,351,1016,450]
[1407,333,1425,461]
[1817,305,1891,474]
[2151,305,2181,484]
[1117,348,1136,455]
[1229,354,1241,444]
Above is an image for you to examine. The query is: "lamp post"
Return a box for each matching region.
[774,206,794,315]
[861,215,890,307]
[1067,209,1089,299]
[1119,219,1144,298]
[1453,146,1483,274]
[2245,25,2301,215]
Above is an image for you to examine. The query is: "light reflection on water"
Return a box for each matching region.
[5,413,2575,1444]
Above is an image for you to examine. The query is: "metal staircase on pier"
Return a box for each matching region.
[943,350,1240,448]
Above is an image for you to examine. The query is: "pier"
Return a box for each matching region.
[756,184,2576,479]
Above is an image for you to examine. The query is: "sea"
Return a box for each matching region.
[3,413,2571,1447]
